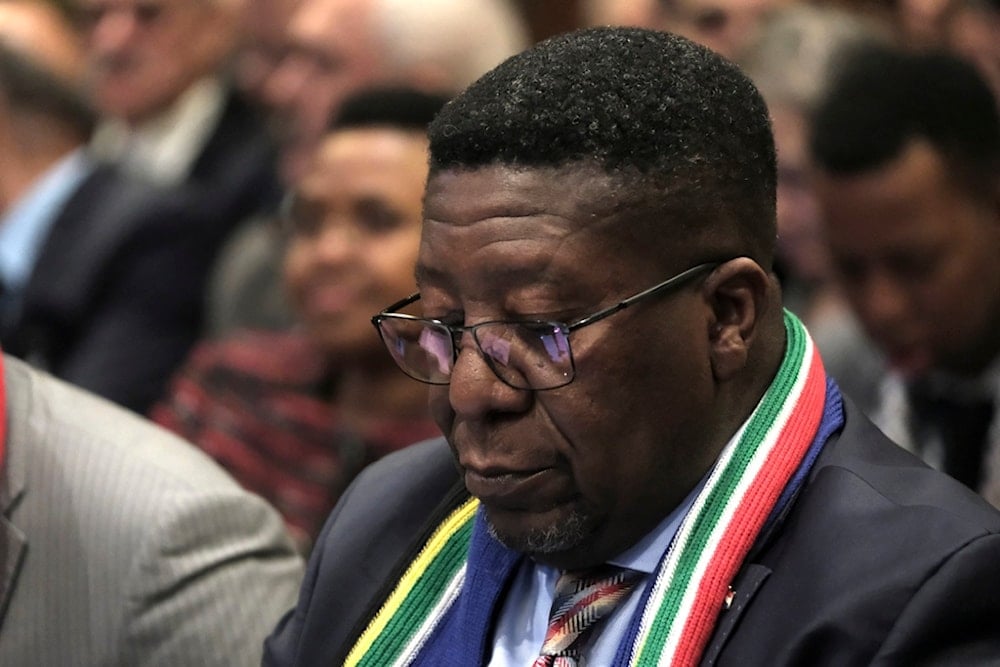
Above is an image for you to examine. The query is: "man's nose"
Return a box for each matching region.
[88,8,141,53]
[859,271,910,331]
[447,335,531,420]
[309,222,363,265]
[260,53,310,112]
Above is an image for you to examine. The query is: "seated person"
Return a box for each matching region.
[152,87,447,552]
[0,352,303,665]
[265,27,1000,665]
[810,45,1000,500]
[0,0,259,414]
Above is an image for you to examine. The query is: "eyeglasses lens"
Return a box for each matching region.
[378,319,453,384]
[378,318,574,390]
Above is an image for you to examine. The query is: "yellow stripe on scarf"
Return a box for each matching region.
[345,497,480,666]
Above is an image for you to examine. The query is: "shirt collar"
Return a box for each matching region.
[90,76,227,186]
[0,149,93,292]
[608,464,713,575]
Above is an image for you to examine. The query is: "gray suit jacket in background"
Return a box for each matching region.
[0,355,304,665]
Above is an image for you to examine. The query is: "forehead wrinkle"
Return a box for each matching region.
[415,240,564,289]
[417,166,634,295]
[415,218,587,297]
[423,163,620,223]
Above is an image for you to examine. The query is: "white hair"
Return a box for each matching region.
[373,0,530,93]
[738,4,892,111]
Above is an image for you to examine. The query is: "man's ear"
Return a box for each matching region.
[702,257,771,381]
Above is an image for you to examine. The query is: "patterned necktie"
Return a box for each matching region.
[532,565,643,667]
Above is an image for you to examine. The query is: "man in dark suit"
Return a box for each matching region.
[0,1,246,413]
[2,169,235,413]
[78,0,282,241]
[264,27,1000,666]
[809,45,1000,505]
[78,0,278,180]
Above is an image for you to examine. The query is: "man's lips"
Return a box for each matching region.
[463,467,560,509]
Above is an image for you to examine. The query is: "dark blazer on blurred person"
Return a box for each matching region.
[0,164,236,414]
[0,4,275,414]
[187,88,283,223]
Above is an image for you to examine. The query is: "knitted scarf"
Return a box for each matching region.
[345,311,828,667]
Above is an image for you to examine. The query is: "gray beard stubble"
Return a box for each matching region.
[485,506,593,554]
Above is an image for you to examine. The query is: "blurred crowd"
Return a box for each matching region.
[0,0,998,661]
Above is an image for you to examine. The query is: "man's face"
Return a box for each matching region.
[235,0,300,104]
[815,140,1000,378]
[77,0,236,123]
[260,0,384,184]
[283,128,427,358]
[418,165,721,570]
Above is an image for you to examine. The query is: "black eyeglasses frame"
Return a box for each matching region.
[371,260,725,390]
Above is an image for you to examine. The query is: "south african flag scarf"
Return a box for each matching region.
[346,311,833,666]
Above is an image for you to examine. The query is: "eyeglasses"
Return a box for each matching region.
[371,261,723,391]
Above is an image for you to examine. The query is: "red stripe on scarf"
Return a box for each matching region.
[673,346,827,665]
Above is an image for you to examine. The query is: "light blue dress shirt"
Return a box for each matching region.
[487,471,709,666]
[0,150,92,306]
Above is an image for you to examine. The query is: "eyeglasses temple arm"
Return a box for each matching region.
[379,292,422,316]
[566,262,720,331]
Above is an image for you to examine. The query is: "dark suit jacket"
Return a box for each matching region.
[0,164,235,414]
[187,88,282,226]
[1,90,280,414]
[263,399,1000,666]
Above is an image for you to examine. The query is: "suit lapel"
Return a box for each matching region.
[0,357,29,629]
[23,166,148,324]
[0,516,26,630]
[699,564,771,666]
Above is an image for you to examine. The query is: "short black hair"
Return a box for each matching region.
[329,86,450,133]
[427,27,778,265]
[810,44,1000,197]
[0,41,95,140]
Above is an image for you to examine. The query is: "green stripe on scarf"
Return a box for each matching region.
[634,312,807,662]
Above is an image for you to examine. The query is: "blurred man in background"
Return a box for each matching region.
[78,0,276,191]
[0,0,91,327]
[259,0,529,185]
[811,44,1000,501]
[737,4,887,332]
[0,0,243,413]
